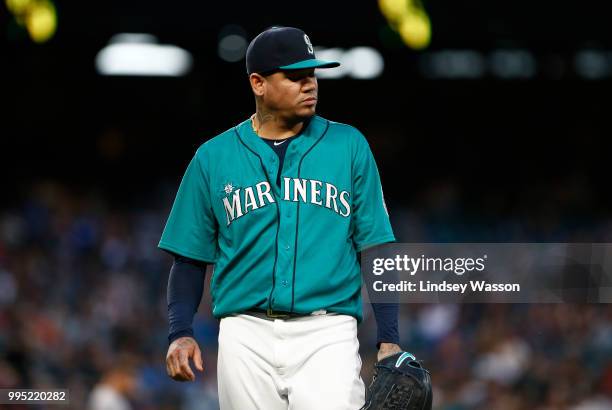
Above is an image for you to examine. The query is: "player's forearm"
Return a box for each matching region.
[360,251,400,347]
[371,302,400,348]
[167,255,207,344]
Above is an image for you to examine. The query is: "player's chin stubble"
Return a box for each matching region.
[295,109,315,121]
[297,103,316,118]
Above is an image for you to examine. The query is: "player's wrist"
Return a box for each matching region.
[168,328,194,346]
[377,343,402,361]
[378,342,401,350]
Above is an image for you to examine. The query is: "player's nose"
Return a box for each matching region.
[301,77,317,92]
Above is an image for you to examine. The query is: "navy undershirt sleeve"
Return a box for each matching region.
[371,303,400,349]
[360,251,400,348]
[167,254,207,345]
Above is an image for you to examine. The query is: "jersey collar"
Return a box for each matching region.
[235,114,329,160]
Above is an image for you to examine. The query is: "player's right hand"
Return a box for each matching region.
[166,336,204,382]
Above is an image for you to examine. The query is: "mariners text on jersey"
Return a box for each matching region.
[222,178,351,225]
[159,115,395,323]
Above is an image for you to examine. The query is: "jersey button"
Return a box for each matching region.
[284,245,290,251]
[281,279,289,287]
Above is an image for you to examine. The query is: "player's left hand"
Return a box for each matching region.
[377,343,402,362]
[166,336,204,382]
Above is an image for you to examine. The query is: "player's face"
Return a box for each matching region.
[262,68,318,119]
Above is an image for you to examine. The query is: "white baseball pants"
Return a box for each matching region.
[217,313,365,410]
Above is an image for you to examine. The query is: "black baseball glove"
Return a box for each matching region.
[361,352,432,410]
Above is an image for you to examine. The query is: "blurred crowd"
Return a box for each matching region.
[0,181,611,410]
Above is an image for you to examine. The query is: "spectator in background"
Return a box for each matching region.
[87,364,137,410]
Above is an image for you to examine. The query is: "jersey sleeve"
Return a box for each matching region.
[350,129,396,251]
[159,148,218,263]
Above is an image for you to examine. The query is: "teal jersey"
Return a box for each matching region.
[159,115,395,323]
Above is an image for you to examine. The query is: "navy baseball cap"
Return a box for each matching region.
[246,26,340,75]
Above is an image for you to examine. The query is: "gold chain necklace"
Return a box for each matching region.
[250,114,260,136]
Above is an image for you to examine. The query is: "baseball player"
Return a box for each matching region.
[160,26,403,409]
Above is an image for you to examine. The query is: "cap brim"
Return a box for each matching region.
[278,59,341,70]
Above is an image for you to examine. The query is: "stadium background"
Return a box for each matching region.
[2,0,612,408]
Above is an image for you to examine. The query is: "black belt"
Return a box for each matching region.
[243,308,323,320]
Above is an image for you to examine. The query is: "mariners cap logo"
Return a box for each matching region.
[304,34,314,55]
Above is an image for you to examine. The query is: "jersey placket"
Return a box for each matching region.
[273,143,299,310]
[271,123,329,313]
[237,127,298,313]
[260,150,288,313]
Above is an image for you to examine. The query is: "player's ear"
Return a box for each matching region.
[249,73,265,97]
